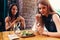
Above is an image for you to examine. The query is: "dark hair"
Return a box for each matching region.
[37,1,54,13]
[9,3,19,19]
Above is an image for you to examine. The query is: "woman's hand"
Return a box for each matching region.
[36,23,43,35]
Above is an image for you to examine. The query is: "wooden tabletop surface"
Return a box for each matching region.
[0,31,60,40]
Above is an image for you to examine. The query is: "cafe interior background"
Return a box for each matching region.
[0,0,60,32]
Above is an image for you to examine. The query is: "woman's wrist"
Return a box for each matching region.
[42,31,49,36]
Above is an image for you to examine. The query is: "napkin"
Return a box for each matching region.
[8,34,19,40]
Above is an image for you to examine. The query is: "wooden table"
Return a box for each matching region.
[0,31,60,40]
[0,32,3,40]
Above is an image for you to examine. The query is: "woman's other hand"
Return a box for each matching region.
[36,23,43,35]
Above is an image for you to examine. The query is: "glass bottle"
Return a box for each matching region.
[14,22,21,34]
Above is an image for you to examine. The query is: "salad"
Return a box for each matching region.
[20,30,35,38]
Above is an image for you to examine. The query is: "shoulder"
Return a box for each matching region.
[49,12,59,18]
[53,14,59,18]
[52,13,60,22]
[52,12,59,18]
[5,16,10,22]
[19,16,25,21]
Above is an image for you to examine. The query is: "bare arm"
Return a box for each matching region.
[53,14,60,32]
[42,14,60,37]
[35,14,43,26]
[32,14,44,34]
[19,16,26,28]
[43,31,60,37]
[5,17,17,30]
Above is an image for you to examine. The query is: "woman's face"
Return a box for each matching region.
[38,3,48,16]
[11,5,18,15]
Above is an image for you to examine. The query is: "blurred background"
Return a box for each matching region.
[0,0,4,31]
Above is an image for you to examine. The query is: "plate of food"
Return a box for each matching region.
[19,30,35,38]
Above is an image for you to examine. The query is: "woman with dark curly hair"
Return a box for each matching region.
[5,4,25,31]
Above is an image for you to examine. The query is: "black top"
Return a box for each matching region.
[42,14,57,32]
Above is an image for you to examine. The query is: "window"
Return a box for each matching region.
[49,0,60,15]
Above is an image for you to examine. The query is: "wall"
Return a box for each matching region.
[19,0,37,29]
